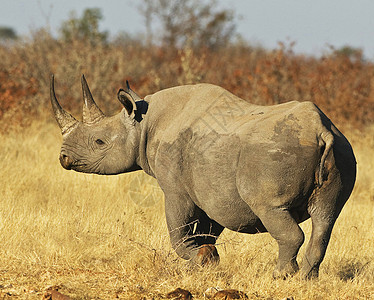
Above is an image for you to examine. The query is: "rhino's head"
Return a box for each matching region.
[51,75,143,175]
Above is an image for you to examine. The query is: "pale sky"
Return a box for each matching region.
[1,0,374,58]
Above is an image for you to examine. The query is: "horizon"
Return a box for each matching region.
[1,0,374,58]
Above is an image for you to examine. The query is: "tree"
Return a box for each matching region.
[0,26,17,40]
[59,8,108,44]
[333,45,363,61]
[138,0,237,49]
[138,0,155,47]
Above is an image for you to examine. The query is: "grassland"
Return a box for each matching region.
[0,119,373,299]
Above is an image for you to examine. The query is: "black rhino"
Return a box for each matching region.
[51,75,356,279]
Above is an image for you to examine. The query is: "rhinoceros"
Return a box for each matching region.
[50,75,356,279]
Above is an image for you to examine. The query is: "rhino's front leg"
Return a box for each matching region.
[164,192,223,266]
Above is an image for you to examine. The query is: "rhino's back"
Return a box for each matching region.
[144,83,251,137]
[145,83,325,147]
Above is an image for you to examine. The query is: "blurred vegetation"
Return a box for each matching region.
[0,26,17,40]
[59,8,108,44]
[0,3,373,133]
[138,0,237,49]
[332,45,364,61]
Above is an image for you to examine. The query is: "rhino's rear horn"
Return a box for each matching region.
[50,75,78,134]
[125,80,142,101]
[81,74,105,124]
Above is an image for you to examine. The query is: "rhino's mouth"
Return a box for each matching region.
[59,154,88,172]
[70,161,95,173]
[71,163,87,171]
[59,149,105,174]
[71,160,105,175]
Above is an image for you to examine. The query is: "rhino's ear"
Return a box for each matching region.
[118,89,136,118]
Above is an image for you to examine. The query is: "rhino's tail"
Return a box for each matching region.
[318,131,334,187]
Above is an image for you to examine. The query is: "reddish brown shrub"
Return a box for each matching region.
[0,32,373,133]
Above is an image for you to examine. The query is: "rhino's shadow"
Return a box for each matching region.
[337,260,370,281]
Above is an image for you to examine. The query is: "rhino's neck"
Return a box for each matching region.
[134,103,155,177]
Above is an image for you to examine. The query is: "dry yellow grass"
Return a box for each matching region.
[0,119,373,299]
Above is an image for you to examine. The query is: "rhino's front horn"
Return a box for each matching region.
[81,74,105,124]
[50,75,78,135]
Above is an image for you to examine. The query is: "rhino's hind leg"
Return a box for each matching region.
[300,183,342,279]
[255,208,305,279]
[164,193,223,266]
[301,181,351,278]
[300,146,356,279]
[299,210,335,279]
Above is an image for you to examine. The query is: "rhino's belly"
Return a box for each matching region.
[195,195,268,234]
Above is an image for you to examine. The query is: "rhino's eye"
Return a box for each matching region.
[95,139,105,145]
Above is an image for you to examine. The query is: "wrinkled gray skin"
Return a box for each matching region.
[51,75,356,279]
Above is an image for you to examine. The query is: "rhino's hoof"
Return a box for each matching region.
[195,244,220,266]
[273,261,299,279]
[300,266,319,280]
